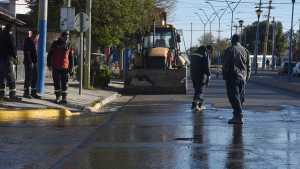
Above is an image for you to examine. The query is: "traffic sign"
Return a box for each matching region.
[60,7,75,31]
[74,12,89,32]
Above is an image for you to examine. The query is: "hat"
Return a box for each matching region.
[231,34,240,43]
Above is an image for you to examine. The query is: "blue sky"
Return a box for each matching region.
[169,0,300,50]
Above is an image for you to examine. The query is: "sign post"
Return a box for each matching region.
[60,7,75,31]
[75,12,89,95]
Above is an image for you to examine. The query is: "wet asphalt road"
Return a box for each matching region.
[2,78,300,169]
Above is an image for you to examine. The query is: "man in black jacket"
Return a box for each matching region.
[190,46,211,111]
[223,34,251,124]
[0,24,21,101]
[23,30,40,99]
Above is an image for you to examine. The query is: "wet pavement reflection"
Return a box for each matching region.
[54,95,300,169]
[2,94,300,168]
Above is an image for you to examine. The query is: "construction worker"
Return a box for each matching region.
[223,34,251,124]
[190,46,211,111]
[0,24,21,101]
[47,32,73,104]
[23,30,40,99]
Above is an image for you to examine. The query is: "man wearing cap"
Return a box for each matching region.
[0,24,21,101]
[47,32,73,104]
[223,34,251,124]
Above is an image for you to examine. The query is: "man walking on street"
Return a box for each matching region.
[0,24,21,101]
[47,32,73,104]
[190,46,211,111]
[23,30,40,99]
[223,34,251,124]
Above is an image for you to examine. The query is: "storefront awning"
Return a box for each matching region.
[0,7,26,26]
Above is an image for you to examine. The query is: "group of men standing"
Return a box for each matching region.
[190,34,251,124]
[0,23,73,104]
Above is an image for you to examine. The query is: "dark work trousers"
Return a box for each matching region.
[24,63,37,93]
[52,69,69,98]
[192,78,205,103]
[0,61,16,97]
[225,79,245,118]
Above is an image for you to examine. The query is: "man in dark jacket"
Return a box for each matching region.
[223,34,251,124]
[0,24,21,101]
[190,46,211,111]
[23,30,40,99]
[47,32,73,104]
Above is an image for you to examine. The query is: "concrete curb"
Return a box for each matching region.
[0,108,73,121]
[85,93,121,113]
[0,92,120,121]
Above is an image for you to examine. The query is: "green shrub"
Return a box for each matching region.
[93,64,112,88]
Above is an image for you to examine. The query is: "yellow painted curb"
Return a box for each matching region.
[0,108,73,121]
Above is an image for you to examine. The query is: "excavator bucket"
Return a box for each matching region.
[124,68,186,94]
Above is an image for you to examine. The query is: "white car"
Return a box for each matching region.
[292,62,300,76]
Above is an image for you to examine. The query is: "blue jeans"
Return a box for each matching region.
[225,79,245,118]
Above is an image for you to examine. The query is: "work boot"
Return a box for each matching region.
[60,93,67,105]
[9,91,22,102]
[55,92,61,104]
[191,101,196,110]
[23,88,32,99]
[55,95,61,104]
[31,89,41,99]
[228,116,243,124]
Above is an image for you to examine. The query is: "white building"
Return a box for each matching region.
[249,55,274,68]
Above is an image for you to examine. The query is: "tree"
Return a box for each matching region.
[25,0,64,31]
[198,33,215,45]
[242,20,287,57]
[155,0,177,12]
[197,33,229,64]
[25,0,177,49]
[91,0,155,48]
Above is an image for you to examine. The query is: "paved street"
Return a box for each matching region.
[1,77,299,168]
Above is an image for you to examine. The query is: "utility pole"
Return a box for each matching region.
[254,0,263,74]
[262,0,273,70]
[194,12,208,45]
[207,2,228,78]
[190,22,193,52]
[226,0,242,39]
[234,24,238,34]
[84,0,92,88]
[239,20,244,44]
[37,0,48,95]
[271,17,277,70]
[208,15,217,43]
[288,0,296,81]
[198,9,218,44]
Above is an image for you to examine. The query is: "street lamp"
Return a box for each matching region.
[288,0,296,81]
[198,8,217,44]
[225,0,242,39]
[194,12,208,45]
[238,19,244,44]
[254,7,263,75]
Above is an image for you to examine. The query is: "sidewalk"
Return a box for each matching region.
[0,80,122,121]
[250,70,300,94]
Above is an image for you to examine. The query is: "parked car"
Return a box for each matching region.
[278,61,296,75]
[292,62,300,76]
